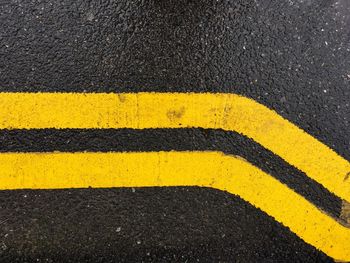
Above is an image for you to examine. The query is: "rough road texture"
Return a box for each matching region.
[1,0,349,262]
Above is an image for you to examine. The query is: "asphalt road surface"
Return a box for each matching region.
[1,0,350,262]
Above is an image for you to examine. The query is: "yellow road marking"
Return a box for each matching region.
[0,151,348,261]
[0,92,349,202]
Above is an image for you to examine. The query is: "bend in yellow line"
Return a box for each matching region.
[0,151,348,261]
[0,92,349,202]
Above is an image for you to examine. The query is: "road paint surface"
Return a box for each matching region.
[0,151,348,261]
[0,92,349,260]
[0,92,349,203]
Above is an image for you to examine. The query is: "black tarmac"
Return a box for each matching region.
[1,0,350,262]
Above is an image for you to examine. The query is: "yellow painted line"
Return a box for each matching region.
[0,92,349,202]
[0,151,348,261]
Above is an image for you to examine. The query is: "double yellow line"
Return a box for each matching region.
[0,92,349,260]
